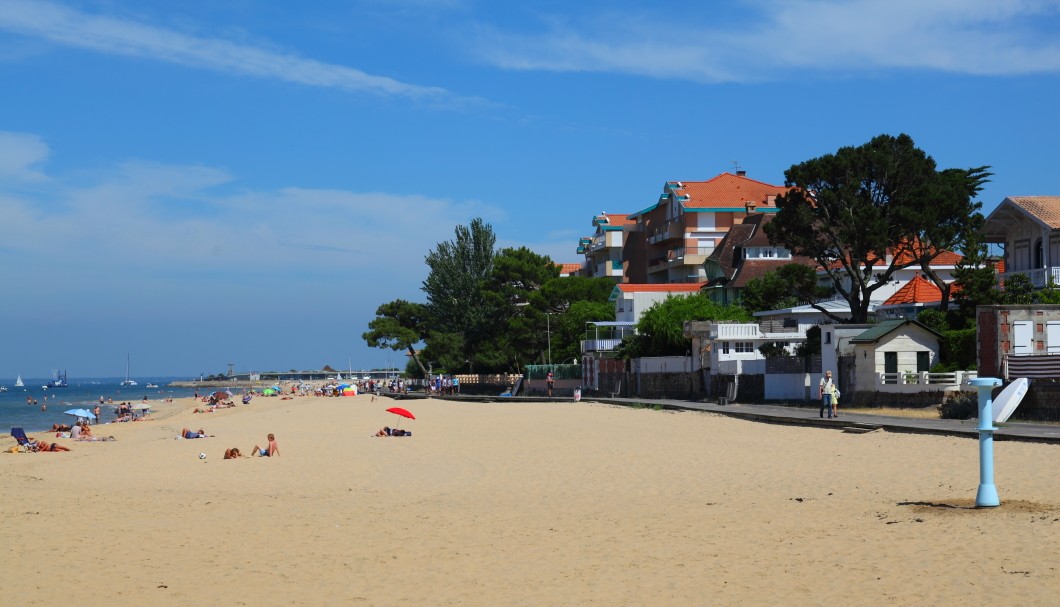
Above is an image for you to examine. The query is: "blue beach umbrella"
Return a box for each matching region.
[64,408,97,420]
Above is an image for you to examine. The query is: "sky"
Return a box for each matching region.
[1,0,1059,378]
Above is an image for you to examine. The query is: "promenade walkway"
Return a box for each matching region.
[384,392,1060,445]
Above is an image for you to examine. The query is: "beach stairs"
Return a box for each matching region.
[511,376,524,396]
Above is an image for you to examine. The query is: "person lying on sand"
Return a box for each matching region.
[374,427,411,437]
[224,447,243,459]
[181,428,210,439]
[251,433,278,457]
[51,424,72,432]
[35,441,71,452]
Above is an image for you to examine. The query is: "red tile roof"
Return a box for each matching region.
[616,283,703,293]
[675,173,791,210]
[882,275,945,305]
[598,213,635,227]
[824,241,963,271]
[557,263,582,275]
[1004,196,1060,229]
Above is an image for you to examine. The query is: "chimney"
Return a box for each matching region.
[745,200,757,214]
[736,169,746,177]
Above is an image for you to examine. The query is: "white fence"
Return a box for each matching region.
[876,371,977,392]
[634,356,692,374]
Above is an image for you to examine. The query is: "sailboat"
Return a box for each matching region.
[15,374,24,388]
[121,355,138,387]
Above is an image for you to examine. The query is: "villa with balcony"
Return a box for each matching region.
[982,196,1060,288]
[628,171,791,284]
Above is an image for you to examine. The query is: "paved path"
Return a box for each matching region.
[383,392,1060,445]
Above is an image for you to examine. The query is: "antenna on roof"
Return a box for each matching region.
[732,160,746,177]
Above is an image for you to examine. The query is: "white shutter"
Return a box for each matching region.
[1013,321,1033,355]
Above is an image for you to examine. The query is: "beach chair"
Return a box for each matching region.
[10,427,39,452]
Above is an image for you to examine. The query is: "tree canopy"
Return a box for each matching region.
[765,133,989,323]
[619,294,751,358]
[364,219,615,375]
[738,263,829,314]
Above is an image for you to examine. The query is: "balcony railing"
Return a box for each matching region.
[647,221,685,244]
[1003,267,1060,288]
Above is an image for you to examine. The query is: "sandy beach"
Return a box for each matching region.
[3,392,1060,606]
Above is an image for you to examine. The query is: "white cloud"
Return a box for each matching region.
[0,131,51,181]
[0,0,468,102]
[0,135,502,303]
[469,0,1060,82]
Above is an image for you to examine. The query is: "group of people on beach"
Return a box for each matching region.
[180,427,279,460]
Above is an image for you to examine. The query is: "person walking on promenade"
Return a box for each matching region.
[546,371,555,397]
[819,371,836,419]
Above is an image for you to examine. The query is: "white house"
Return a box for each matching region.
[609,283,703,324]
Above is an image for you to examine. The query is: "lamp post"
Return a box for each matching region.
[546,312,552,366]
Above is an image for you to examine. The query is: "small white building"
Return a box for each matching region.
[609,283,703,324]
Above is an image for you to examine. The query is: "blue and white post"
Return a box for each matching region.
[968,377,1003,508]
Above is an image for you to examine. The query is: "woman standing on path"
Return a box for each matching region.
[819,371,836,419]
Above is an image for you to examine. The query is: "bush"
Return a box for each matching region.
[940,391,978,420]
[942,328,976,369]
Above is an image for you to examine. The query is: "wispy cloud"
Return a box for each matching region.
[0,131,50,182]
[470,0,1060,82]
[0,131,501,311]
[0,0,471,102]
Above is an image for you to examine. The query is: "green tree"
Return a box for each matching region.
[902,167,990,313]
[421,218,497,367]
[476,247,560,372]
[361,299,429,374]
[619,294,752,358]
[739,263,829,314]
[766,133,989,323]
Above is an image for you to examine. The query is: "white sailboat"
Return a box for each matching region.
[15,374,24,388]
[121,355,138,387]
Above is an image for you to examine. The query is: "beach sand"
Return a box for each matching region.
[3,392,1060,606]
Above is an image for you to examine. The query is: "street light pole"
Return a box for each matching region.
[547,312,552,366]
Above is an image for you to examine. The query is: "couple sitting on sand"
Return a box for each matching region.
[71,420,114,441]
[374,426,411,437]
[222,434,279,458]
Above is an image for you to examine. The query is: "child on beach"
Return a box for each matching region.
[252,433,278,457]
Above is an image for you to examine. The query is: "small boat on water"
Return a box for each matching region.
[146,383,159,388]
[47,369,68,388]
[15,374,24,388]
[0,385,7,392]
[121,354,138,387]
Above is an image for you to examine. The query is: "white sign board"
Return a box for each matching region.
[993,377,1029,424]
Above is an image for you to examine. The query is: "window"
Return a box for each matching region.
[735,342,754,353]
[824,331,832,344]
[721,341,730,354]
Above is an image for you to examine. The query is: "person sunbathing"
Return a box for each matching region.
[224,447,243,459]
[51,424,72,432]
[36,441,71,452]
[181,428,209,439]
[374,427,410,437]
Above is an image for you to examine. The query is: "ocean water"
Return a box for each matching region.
[1,377,201,433]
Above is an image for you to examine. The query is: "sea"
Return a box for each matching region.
[1,377,202,433]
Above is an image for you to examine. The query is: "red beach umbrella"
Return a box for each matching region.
[386,407,415,420]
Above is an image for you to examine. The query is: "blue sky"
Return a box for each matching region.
[2,0,1059,377]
